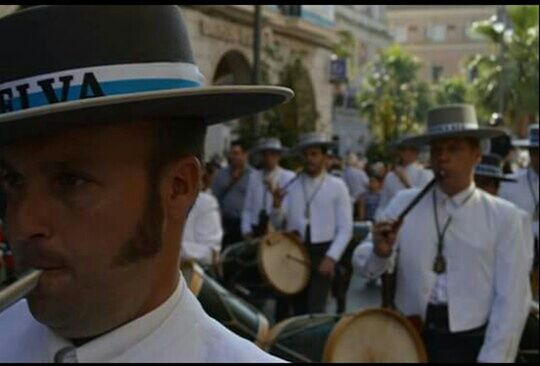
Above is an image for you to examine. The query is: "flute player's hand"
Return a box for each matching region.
[372,219,400,258]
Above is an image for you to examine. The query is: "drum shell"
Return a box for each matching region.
[219,240,271,299]
[262,314,344,363]
[182,261,269,346]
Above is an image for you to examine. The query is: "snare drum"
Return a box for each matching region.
[181,261,269,346]
[219,231,310,298]
[263,308,427,363]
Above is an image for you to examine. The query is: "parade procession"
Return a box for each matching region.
[0,5,539,363]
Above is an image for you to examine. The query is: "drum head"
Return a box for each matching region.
[323,308,427,363]
[258,231,310,295]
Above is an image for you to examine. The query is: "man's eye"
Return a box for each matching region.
[57,173,90,188]
[0,172,24,192]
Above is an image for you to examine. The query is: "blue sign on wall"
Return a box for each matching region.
[330,58,347,82]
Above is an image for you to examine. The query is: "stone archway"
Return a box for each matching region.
[205,50,252,160]
[275,57,319,147]
[212,50,252,86]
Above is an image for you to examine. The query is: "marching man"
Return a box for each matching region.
[353,104,531,363]
[241,138,295,239]
[271,132,352,316]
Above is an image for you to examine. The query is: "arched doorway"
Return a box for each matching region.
[205,50,252,161]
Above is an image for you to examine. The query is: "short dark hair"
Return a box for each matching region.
[230,139,248,152]
[149,118,207,184]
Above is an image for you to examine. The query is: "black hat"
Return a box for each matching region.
[474,154,516,182]
[0,6,294,145]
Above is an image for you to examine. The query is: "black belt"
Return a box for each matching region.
[425,304,487,336]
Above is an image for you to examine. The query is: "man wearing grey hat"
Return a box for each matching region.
[353,104,531,362]
[241,138,295,239]
[499,124,539,301]
[0,5,291,362]
[270,132,353,316]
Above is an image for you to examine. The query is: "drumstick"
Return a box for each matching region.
[0,268,42,314]
[394,171,440,226]
[286,254,311,268]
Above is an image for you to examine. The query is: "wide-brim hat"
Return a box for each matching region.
[512,124,539,149]
[389,134,421,151]
[401,104,505,147]
[295,132,335,152]
[250,137,289,156]
[0,6,294,146]
[474,153,516,182]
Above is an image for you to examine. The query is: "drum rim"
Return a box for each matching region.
[322,307,428,363]
[257,231,311,296]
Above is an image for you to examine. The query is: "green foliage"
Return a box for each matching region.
[433,76,473,105]
[234,41,317,150]
[466,5,539,131]
[357,44,433,149]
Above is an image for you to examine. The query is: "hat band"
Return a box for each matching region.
[475,164,502,176]
[428,122,479,134]
[0,62,205,115]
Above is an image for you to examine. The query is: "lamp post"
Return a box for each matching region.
[251,5,262,141]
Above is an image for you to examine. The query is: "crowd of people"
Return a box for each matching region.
[0,5,537,363]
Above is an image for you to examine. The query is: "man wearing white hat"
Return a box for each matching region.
[0,5,291,362]
[352,104,531,362]
[271,132,353,316]
[241,138,295,239]
[499,124,539,301]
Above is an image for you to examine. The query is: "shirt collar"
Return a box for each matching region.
[435,182,476,208]
[54,274,183,362]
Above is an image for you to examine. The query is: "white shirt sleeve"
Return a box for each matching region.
[326,180,353,261]
[182,194,223,265]
[241,172,256,236]
[477,206,532,363]
[375,173,394,220]
[352,189,419,279]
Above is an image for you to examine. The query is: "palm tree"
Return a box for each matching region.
[467,5,539,136]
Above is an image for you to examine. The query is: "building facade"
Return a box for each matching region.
[331,5,393,156]
[386,5,497,82]
[182,5,338,160]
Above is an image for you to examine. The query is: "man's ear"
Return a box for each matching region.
[162,156,202,220]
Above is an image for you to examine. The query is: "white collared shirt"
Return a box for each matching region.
[376,162,434,217]
[352,183,531,362]
[0,274,284,363]
[270,171,353,261]
[181,192,223,266]
[499,167,539,239]
[343,165,369,201]
[241,167,295,236]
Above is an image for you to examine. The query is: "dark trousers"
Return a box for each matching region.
[422,304,487,363]
[274,242,333,321]
[221,216,243,250]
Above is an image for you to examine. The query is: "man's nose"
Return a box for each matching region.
[5,187,53,243]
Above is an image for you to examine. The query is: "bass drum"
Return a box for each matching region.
[263,308,427,363]
[181,260,269,347]
[219,231,310,298]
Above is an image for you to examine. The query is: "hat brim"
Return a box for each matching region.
[401,128,505,147]
[512,139,538,149]
[295,141,335,152]
[250,146,289,156]
[474,172,517,182]
[0,85,294,146]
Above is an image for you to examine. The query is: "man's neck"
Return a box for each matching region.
[263,165,279,174]
[306,168,325,178]
[438,178,474,197]
[402,159,417,167]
